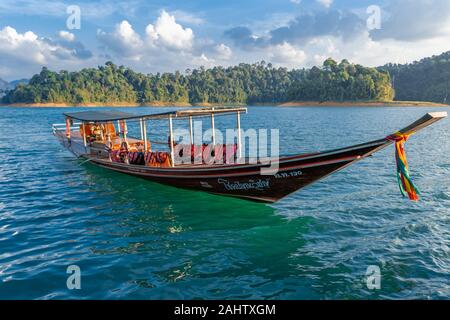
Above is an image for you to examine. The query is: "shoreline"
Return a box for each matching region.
[278,101,449,107]
[0,101,247,108]
[0,100,448,108]
[0,101,192,108]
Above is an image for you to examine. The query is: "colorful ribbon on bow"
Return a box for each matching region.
[387,132,420,201]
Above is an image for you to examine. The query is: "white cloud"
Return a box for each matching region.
[316,0,333,8]
[290,0,301,4]
[0,26,46,64]
[222,3,450,70]
[296,31,450,68]
[97,20,144,60]
[116,21,142,47]
[145,10,194,50]
[192,53,214,67]
[370,0,450,41]
[214,44,233,60]
[267,42,307,66]
[169,10,204,25]
[221,21,450,72]
[0,26,94,79]
[5,1,450,80]
[95,11,232,73]
[344,32,450,67]
[58,30,75,42]
[97,11,196,61]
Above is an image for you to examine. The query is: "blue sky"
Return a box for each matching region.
[1,0,450,80]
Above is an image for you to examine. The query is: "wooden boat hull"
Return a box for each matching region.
[81,140,384,202]
[54,112,446,203]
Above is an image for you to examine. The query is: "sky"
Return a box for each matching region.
[1,0,450,80]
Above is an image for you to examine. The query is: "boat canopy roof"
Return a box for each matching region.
[64,107,247,122]
[64,110,134,122]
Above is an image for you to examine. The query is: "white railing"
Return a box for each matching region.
[52,122,81,134]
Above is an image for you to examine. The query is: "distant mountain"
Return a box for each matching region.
[0,78,12,97]
[0,78,12,91]
[380,51,450,104]
[0,78,30,97]
[0,78,29,90]
[9,79,29,87]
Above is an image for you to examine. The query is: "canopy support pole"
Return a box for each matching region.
[169,115,175,167]
[139,118,144,140]
[143,120,148,151]
[100,123,104,141]
[189,116,193,145]
[65,118,71,139]
[211,107,216,145]
[107,133,111,161]
[123,120,127,142]
[117,120,121,143]
[237,111,242,158]
[82,122,87,148]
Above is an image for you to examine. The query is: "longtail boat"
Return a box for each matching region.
[52,108,446,203]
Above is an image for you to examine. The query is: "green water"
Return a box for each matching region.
[0,106,449,299]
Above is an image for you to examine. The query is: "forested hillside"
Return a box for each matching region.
[2,59,394,105]
[288,59,393,102]
[380,51,450,103]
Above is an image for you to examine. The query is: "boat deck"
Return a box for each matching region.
[58,129,248,167]
[70,131,144,149]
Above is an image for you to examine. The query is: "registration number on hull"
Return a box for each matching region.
[274,170,303,179]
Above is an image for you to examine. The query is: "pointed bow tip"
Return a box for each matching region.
[427,111,447,119]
